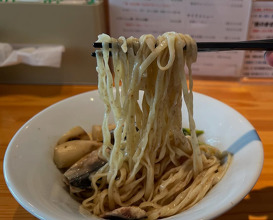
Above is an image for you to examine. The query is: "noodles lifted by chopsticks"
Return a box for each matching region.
[83,32,231,219]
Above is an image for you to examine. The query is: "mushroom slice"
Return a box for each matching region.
[63,149,106,190]
[103,207,147,220]
[57,126,90,145]
[92,124,116,142]
[54,140,102,169]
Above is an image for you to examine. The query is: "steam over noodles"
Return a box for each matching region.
[55,32,231,220]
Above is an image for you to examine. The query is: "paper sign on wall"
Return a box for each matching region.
[109,0,252,77]
[243,1,273,78]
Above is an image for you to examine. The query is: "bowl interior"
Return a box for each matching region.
[4,91,263,220]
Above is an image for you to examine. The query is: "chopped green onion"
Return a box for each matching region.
[183,128,204,137]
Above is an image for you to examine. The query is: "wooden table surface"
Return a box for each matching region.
[1,80,273,220]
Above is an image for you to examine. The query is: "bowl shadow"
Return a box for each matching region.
[216,186,273,220]
[13,205,37,220]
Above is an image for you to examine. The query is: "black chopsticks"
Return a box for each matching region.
[91,39,273,57]
[196,39,273,52]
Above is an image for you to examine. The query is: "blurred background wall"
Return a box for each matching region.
[0,0,273,84]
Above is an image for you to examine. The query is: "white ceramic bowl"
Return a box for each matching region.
[4,91,263,220]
